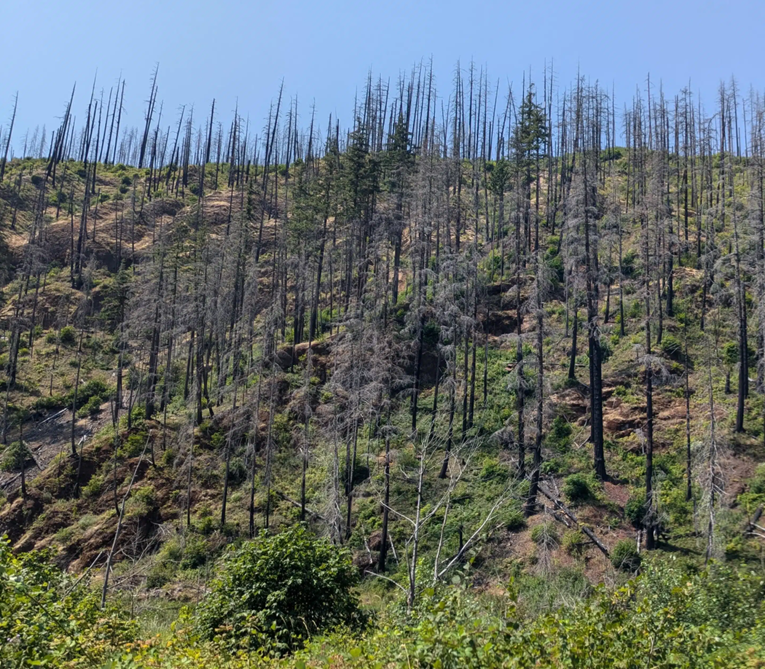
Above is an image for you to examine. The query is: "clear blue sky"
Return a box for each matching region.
[1,0,763,141]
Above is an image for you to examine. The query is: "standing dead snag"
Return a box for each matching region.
[101,436,149,609]
[525,245,547,516]
[0,92,17,184]
[700,343,725,563]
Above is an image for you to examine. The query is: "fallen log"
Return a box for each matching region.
[538,483,610,558]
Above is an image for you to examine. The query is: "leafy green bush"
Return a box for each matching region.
[146,562,174,589]
[196,515,217,536]
[81,473,104,499]
[59,325,77,345]
[622,249,638,277]
[624,494,647,526]
[64,379,111,412]
[0,440,32,471]
[660,334,683,361]
[195,525,363,652]
[563,473,598,504]
[161,447,176,467]
[111,560,765,668]
[722,341,757,368]
[77,394,103,418]
[51,189,68,206]
[480,457,509,482]
[562,529,587,557]
[127,486,157,518]
[181,534,210,569]
[545,415,572,451]
[611,539,641,572]
[503,507,527,531]
[117,430,148,458]
[627,299,642,319]
[0,539,135,666]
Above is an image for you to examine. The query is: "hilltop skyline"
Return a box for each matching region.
[1,0,764,150]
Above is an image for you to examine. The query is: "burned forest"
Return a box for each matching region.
[2,63,765,667]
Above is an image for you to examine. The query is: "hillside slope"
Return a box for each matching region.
[2,77,765,665]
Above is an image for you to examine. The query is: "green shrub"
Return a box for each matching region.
[563,473,597,504]
[541,459,562,475]
[195,525,363,652]
[77,394,103,418]
[660,334,683,361]
[721,341,757,368]
[102,559,765,668]
[196,515,217,536]
[531,523,559,550]
[63,378,111,414]
[614,384,630,397]
[748,463,765,496]
[181,534,210,570]
[119,431,148,458]
[32,394,67,415]
[59,325,77,345]
[224,457,248,486]
[81,473,104,499]
[611,539,641,572]
[161,447,176,467]
[562,529,587,557]
[0,440,32,472]
[0,539,135,666]
[503,507,527,531]
[725,536,745,560]
[624,494,647,526]
[627,299,642,319]
[78,379,110,402]
[480,457,509,482]
[546,415,572,451]
[622,249,638,277]
[127,486,157,518]
[146,562,173,589]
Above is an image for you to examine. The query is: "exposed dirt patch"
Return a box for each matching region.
[603,481,630,509]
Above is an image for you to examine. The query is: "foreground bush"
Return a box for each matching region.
[195,525,364,653]
[0,538,135,667]
[109,558,765,668]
